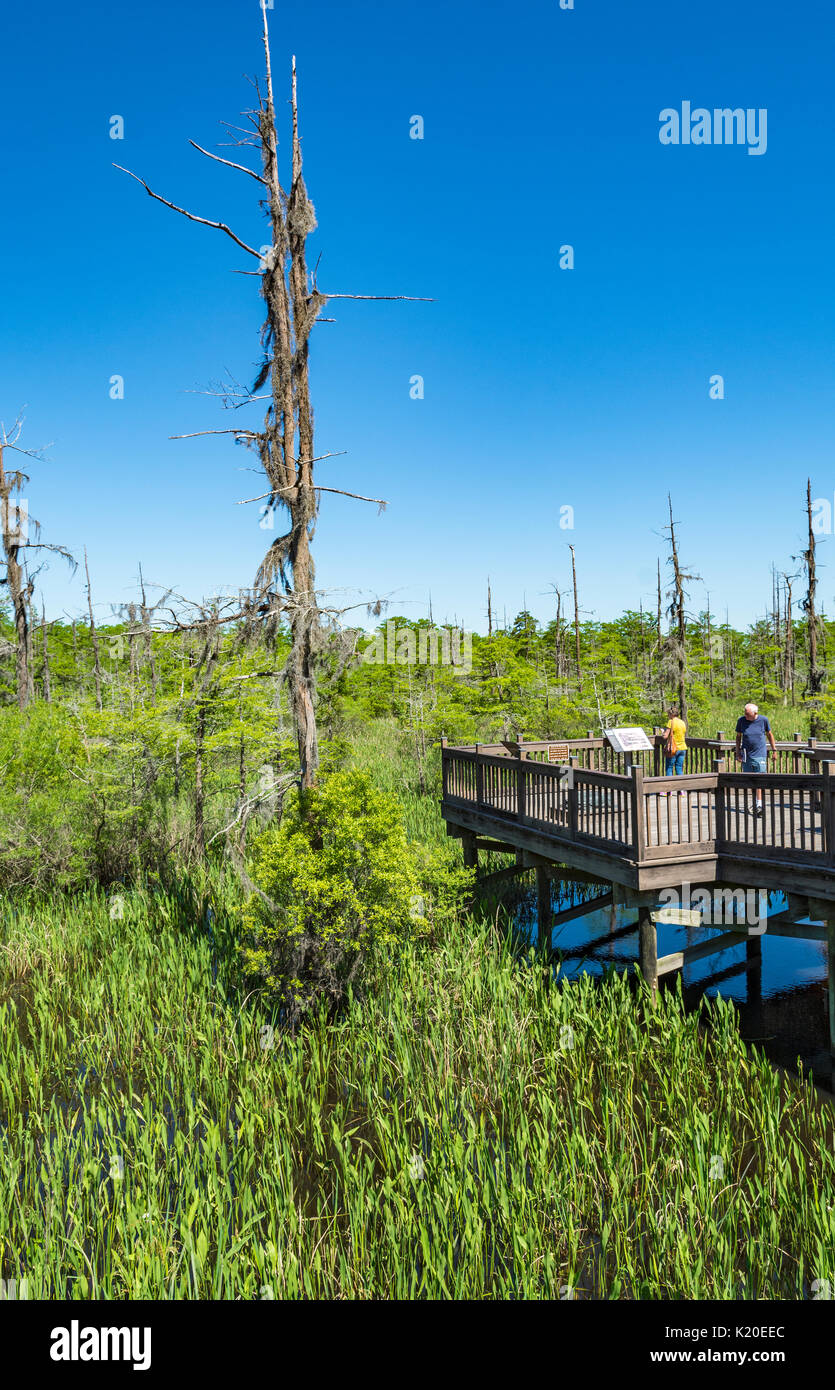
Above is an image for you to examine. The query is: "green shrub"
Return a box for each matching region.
[241,769,424,1024]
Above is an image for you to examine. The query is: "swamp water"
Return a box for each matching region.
[491,876,834,1089]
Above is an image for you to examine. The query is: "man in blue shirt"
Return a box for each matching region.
[735,702,777,815]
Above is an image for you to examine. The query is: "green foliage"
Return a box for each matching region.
[2,881,834,1298]
[0,598,828,893]
[241,769,424,1023]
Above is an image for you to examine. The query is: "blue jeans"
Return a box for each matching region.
[742,755,767,774]
[665,751,685,776]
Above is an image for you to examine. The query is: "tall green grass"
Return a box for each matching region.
[1,880,833,1298]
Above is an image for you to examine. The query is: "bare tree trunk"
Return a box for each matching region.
[656,558,664,708]
[84,549,103,713]
[238,695,246,804]
[569,544,582,693]
[194,701,205,857]
[487,576,493,638]
[41,604,51,703]
[804,478,824,734]
[665,495,700,723]
[128,600,137,687]
[555,588,563,680]
[783,574,795,707]
[668,497,687,719]
[0,442,35,709]
[138,564,157,705]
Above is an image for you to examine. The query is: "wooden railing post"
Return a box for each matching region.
[630,764,646,862]
[823,761,835,863]
[794,731,802,776]
[474,743,483,807]
[568,758,578,840]
[651,730,661,777]
[713,760,725,844]
[517,746,527,824]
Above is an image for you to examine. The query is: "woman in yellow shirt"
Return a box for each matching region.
[664,703,687,777]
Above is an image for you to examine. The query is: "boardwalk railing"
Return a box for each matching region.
[441,741,835,867]
[492,731,835,777]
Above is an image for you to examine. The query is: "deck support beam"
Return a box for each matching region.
[657,929,747,978]
[545,890,614,936]
[536,866,552,948]
[461,832,478,870]
[638,907,658,1004]
[829,919,835,1059]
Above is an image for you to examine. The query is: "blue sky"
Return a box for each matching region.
[2,0,834,632]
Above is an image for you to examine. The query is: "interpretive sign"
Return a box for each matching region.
[604,727,653,754]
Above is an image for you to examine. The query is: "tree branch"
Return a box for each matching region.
[169,428,259,440]
[112,165,262,259]
[188,140,267,185]
[323,293,434,302]
[239,482,387,508]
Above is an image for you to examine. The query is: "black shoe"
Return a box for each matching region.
[753,805,762,817]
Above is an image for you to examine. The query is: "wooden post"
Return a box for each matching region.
[638,906,658,1003]
[517,745,527,824]
[823,761,835,863]
[461,832,478,870]
[474,743,484,807]
[794,731,802,776]
[746,929,762,970]
[713,759,726,844]
[630,765,646,862]
[536,866,552,950]
[828,917,835,1060]
[568,758,578,841]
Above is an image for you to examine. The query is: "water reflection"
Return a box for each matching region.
[488,876,833,1088]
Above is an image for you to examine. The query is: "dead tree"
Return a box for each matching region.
[40,604,51,703]
[664,495,701,722]
[138,564,158,705]
[782,570,797,707]
[116,4,427,789]
[655,558,665,708]
[568,544,582,693]
[0,417,74,709]
[802,478,825,731]
[84,549,103,713]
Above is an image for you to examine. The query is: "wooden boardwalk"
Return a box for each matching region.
[442,734,835,1054]
[441,735,835,899]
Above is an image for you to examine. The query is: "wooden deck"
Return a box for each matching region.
[442,735,835,1056]
[441,735,835,899]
